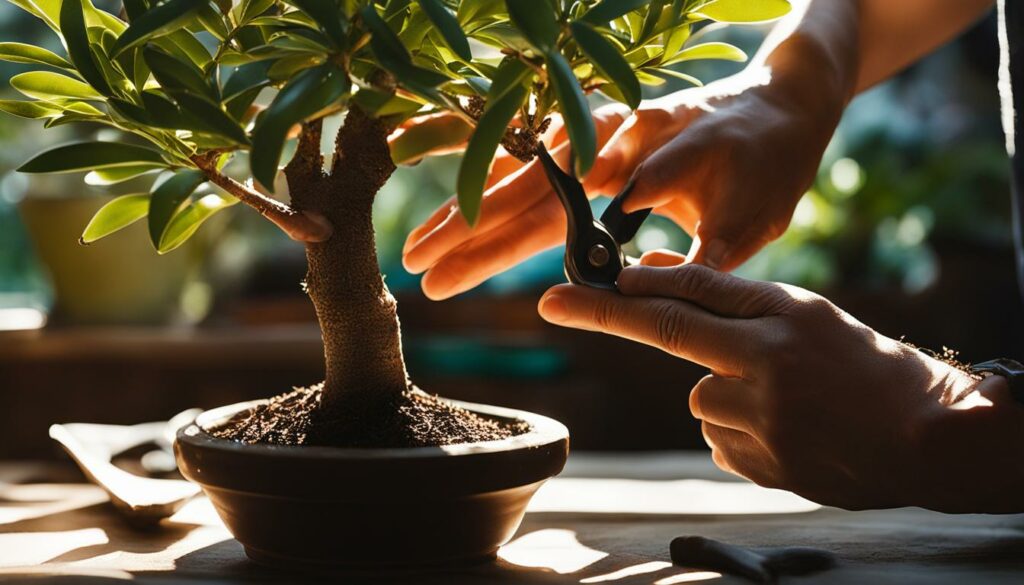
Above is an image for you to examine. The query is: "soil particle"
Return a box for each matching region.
[209,385,530,448]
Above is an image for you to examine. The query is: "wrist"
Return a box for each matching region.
[912,374,1024,513]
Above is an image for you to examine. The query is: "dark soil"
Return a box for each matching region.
[208,386,530,448]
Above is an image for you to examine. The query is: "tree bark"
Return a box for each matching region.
[285,108,408,427]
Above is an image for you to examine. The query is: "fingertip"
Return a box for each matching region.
[420,270,455,301]
[638,249,687,267]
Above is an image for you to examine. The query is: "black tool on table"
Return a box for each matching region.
[536,144,653,290]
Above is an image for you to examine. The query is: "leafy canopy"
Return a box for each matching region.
[2,0,790,251]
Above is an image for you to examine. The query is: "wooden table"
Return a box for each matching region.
[2,452,1023,584]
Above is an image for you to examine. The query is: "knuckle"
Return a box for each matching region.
[669,264,713,300]
[652,301,690,355]
[591,297,622,331]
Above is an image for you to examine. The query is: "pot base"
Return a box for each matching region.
[244,546,497,575]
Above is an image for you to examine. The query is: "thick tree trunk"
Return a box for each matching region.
[285,108,407,428]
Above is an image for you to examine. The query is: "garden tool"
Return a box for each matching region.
[536,144,653,290]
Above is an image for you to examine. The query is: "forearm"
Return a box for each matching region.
[693,0,993,109]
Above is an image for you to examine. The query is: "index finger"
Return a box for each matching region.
[538,284,762,378]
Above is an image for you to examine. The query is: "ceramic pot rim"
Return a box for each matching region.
[176,398,570,497]
[179,398,569,461]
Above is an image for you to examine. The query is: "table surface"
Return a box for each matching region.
[2,452,1023,584]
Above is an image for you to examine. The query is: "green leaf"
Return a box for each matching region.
[18,142,166,173]
[570,21,640,109]
[169,92,250,144]
[143,46,215,98]
[148,169,206,249]
[546,50,596,175]
[286,0,349,49]
[361,5,449,100]
[158,192,238,253]
[648,67,702,86]
[10,71,104,101]
[60,0,113,95]
[223,61,271,99]
[458,0,505,30]
[110,0,207,57]
[693,0,791,23]
[455,60,529,225]
[85,164,165,185]
[250,63,349,190]
[80,194,151,243]
[662,41,747,65]
[390,117,472,164]
[580,0,651,25]
[505,0,558,52]
[8,0,62,31]
[0,42,72,68]
[417,0,471,61]
[0,99,62,119]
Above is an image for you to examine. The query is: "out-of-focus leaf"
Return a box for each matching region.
[285,0,349,49]
[580,0,651,25]
[0,99,62,118]
[505,0,558,52]
[81,194,151,244]
[158,192,238,253]
[85,164,165,185]
[662,41,746,65]
[18,142,166,173]
[148,168,206,249]
[10,71,104,101]
[111,0,207,57]
[60,0,112,95]
[143,46,216,98]
[417,0,471,61]
[546,50,595,175]
[0,42,72,68]
[693,0,791,23]
[663,21,690,57]
[570,21,640,109]
[250,63,349,190]
[456,59,529,225]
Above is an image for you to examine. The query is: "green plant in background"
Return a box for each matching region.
[0,0,788,443]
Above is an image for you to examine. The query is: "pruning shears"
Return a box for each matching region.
[537,144,653,290]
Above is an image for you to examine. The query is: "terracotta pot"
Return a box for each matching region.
[175,399,569,571]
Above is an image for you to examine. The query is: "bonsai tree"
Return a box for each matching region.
[1,0,789,446]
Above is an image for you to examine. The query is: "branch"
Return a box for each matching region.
[191,155,332,243]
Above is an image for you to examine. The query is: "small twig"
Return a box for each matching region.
[191,154,332,243]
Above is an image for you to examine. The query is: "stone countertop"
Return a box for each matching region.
[1,452,1023,584]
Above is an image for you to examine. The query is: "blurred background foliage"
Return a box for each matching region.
[0,4,1011,315]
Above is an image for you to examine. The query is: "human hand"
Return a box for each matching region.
[583,85,838,270]
[401,103,633,299]
[536,253,1023,512]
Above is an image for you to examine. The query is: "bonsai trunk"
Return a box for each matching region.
[286,108,407,429]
